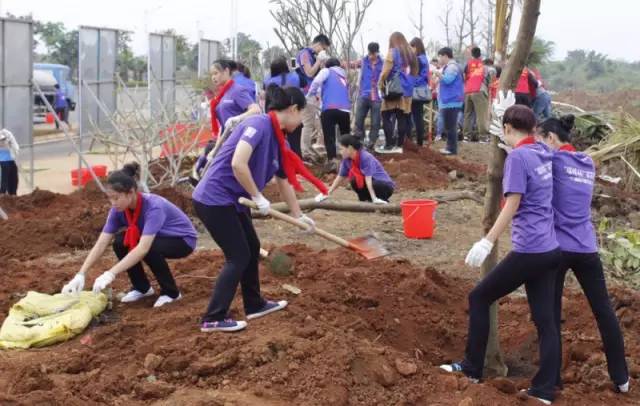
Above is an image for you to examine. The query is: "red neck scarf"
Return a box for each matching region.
[514,135,536,149]
[123,193,143,249]
[349,151,365,189]
[210,79,235,137]
[559,144,576,152]
[268,111,328,195]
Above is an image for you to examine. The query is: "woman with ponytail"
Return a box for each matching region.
[192,84,328,333]
[537,115,630,395]
[61,163,197,308]
[209,59,261,138]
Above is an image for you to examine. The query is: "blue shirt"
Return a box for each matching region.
[192,115,285,212]
[359,55,383,101]
[0,149,12,162]
[412,54,430,88]
[308,67,351,112]
[296,47,316,91]
[390,48,413,97]
[54,89,68,109]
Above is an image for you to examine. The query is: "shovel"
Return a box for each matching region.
[239,197,389,260]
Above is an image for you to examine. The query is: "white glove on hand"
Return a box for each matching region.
[92,271,116,294]
[298,214,316,233]
[252,193,271,216]
[465,238,494,268]
[372,197,389,205]
[317,50,329,62]
[314,193,328,203]
[492,90,516,120]
[61,273,85,295]
[225,115,242,130]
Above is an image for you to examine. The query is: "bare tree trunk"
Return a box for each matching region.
[439,1,454,46]
[481,0,541,377]
[456,0,469,53]
[467,0,479,46]
[485,0,495,54]
[411,0,425,40]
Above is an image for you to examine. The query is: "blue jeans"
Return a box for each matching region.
[442,107,461,154]
[355,96,382,146]
[533,92,552,121]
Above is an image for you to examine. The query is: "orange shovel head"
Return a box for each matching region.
[347,234,389,260]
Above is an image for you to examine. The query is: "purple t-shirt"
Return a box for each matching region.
[552,151,597,253]
[102,194,197,249]
[503,142,558,253]
[216,82,255,134]
[192,114,286,211]
[339,150,395,188]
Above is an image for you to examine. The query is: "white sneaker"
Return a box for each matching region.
[247,300,288,320]
[153,293,182,308]
[439,148,453,155]
[391,147,403,154]
[618,380,630,393]
[520,389,552,405]
[120,287,155,303]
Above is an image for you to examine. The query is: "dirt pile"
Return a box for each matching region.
[0,184,197,262]
[0,244,638,405]
[377,146,486,191]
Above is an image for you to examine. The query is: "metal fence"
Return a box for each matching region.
[149,33,176,120]
[78,26,118,139]
[0,17,34,189]
[198,39,222,78]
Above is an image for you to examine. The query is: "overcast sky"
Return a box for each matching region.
[2,0,639,62]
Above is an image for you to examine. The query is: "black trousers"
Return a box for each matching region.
[410,100,428,146]
[461,249,561,402]
[289,124,303,158]
[554,251,629,386]
[442,107,460,154]
[0,161,18,195]
[112,232,192,298]
[349,178,394,202]
[382,108,410,148]
[193,202,266,322]
[55,107,69,128]
[320,109,350,160]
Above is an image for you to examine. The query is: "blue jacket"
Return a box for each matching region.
[438,61,464,108]
[390,48,413,97]
[264,72,301,89]
[412,54,429,88]
[296,47,317,89]
[359,55,383,100]
[54,89,68,109]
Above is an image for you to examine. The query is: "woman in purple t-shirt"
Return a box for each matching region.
[441,105,561,404]
[192,85,327,333]
[538,115,629,394]
[319,134,395,203]
[61,163,197,308]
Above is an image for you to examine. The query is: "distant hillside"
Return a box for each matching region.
[539,50,640,93]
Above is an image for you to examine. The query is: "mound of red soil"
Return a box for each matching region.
[377,146,486,191]
[0,244,637,405]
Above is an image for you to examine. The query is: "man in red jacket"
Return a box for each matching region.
[462,47,490,142]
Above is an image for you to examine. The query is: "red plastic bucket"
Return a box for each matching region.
[45,112,55,124]
[91,165,108,178]
[400,199,438,239]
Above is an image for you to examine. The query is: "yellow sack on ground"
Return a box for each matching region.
[0,291,108,349]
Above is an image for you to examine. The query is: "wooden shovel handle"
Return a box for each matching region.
[238,197,352,249]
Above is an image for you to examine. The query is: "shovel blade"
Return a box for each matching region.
[348,234,389,259]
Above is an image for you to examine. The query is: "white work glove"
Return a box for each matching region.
[314,193,328,203]
[297,214,316,233]
[225,115,243,130]
[61,273,85,295]
[372,197,389,205]
[317,50,329,62]
[252,193,271,216]
[92,271,116,294]
[465,238,494,268]
[492,90,516,120]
